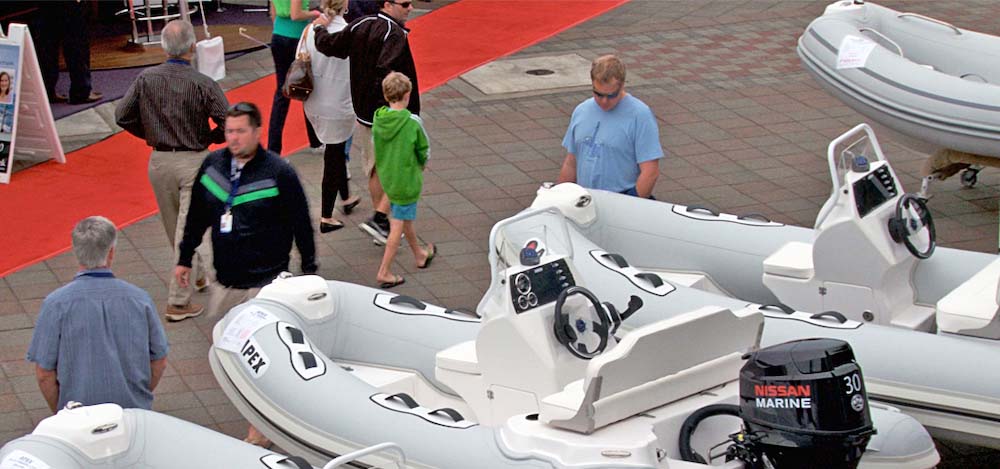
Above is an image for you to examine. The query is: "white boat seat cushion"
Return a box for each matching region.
[539,307,763,434]
[763,241,815,279]
[435,340,480,375]
[936,257,1000,338]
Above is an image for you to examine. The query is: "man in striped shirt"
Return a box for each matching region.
[115,20,229,322]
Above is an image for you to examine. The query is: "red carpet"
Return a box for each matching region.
[0,0,627,277]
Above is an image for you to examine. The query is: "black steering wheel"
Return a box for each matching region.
[553,286,611,360]
[887,194,935,259]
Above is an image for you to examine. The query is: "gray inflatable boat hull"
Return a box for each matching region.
[797,1,1000,156]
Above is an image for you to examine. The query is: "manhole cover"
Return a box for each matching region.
[526,69,555,76]
[461,54,593,95]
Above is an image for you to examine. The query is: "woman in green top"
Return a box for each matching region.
[267,0,322,154]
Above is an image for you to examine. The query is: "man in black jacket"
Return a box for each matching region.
[312,0,419,245]
[174,102,317,318]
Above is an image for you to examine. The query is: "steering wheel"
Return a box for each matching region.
[553,286,611,359]
[887,194,935,259]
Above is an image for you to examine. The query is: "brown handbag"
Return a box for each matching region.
[282,28,313,101]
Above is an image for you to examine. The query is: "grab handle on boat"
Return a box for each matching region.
[759,303,795,315]
[858,28,904,57]
[445,308,481,319]
[298,351,318,370]
[634,272,665,288]
[389,295,427,310]
[810,310,849,324]
[601,253,630,269]
[322,442,407,469]
[898,13,962,36]
[428,407,465,422]
[685,205,719,217]
[276,456,312,469]
[737,212,772,223]
[285,326,305,345]
[385,393,419,409]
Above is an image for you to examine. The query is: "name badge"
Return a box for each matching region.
[220,211,233,233]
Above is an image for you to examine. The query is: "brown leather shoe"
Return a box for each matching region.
[49,93,68,104]
[68,91,103,105]
[165,303,204,322]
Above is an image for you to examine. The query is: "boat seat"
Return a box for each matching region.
[762,241,815,279]
[936,256,1000,339]
[435,340,480,375]
[538,307,763,434]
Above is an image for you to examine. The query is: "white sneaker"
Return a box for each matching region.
[360,219,389,245]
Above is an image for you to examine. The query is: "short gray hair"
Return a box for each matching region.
[161,20,195,58]
[72,216,117,269]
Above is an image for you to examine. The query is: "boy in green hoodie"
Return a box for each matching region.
[373,72,435,288]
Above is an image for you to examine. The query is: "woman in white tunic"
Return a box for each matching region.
[304,0,360,232]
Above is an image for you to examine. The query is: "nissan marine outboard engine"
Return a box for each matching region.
[739,338,875,469]
[679,338,875,468]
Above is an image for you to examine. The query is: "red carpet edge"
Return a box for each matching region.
[0,0,629,277]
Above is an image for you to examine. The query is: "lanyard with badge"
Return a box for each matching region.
[220,159,242,234]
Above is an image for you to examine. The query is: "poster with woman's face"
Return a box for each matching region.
[0,43,19,176]
[0,68,14,105]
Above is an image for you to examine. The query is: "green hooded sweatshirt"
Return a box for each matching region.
[373,106,430,205]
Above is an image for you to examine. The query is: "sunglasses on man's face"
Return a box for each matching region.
[592,87,622,100]
[392,1,413,8]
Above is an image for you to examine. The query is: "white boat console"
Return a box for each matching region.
[763,124,1000,338]
[438,208,763,434]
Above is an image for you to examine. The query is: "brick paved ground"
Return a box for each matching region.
[3,1,999,466]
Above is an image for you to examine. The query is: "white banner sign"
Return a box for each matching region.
[837,35,877,69]
[0,450,51,469]
[217,306,278,353]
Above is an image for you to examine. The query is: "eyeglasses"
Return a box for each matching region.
[392,1,413,7]
[592,87,622,100]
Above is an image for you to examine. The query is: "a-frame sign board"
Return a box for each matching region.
[0,23,64,184]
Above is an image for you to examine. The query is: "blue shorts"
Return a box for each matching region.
[390,202,418,221]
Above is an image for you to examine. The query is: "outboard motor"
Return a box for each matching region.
[678,338,875,468]
[739,338,875,469]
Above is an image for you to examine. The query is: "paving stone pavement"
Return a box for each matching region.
[2,1,999,466]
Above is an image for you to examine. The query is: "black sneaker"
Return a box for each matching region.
[360,218,389,245]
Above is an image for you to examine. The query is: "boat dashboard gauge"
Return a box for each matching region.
[508,258,575,314]
[853,164,897,218]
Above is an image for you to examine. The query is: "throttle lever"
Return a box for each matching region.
[620,295,643,322]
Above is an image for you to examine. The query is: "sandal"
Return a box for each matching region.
[418,243,437,269]
[378,275,406,289]
[341,195,361,215]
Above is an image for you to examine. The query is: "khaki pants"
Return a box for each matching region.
[354,122,376,177]
[148,149,209,306]
[207,284,261,319]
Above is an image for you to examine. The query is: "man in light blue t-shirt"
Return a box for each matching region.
[558,55,663,198]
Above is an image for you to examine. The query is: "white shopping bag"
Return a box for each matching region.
[196,36,226,81]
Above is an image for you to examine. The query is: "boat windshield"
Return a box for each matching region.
[826,124,887,191]
[489,208,574,276]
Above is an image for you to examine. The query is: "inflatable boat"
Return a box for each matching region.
[209,216,940,468]
[0,402,320,469]
[525,124,1000,448]
[797,1,1000,158]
